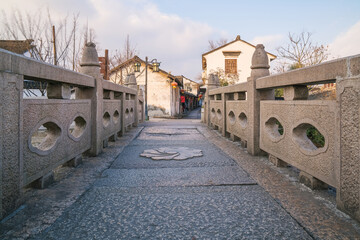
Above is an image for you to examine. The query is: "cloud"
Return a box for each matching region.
[85,0,217,79]
[329,20,360,58]
[0,0,222,79]
[251,34,284,53]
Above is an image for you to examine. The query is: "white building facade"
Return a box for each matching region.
[202,35,276,84]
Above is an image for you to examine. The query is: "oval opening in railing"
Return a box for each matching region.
[125,108,130,119]
[228,111,235,125]
[211,108,216,119]
[292,123,326,155]
[238,112,248,128]
[216,109,222,119]
[265,117,284,142]
[113,110,120,124]
[30,122,61,155]
[130,108,134,117]
[103,112,111,127]
[69,116,87,140]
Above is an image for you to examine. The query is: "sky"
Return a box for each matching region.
[1,0,360,80]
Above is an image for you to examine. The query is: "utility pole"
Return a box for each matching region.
[104,49,109,80]
[72,20,76,71]
[52,25,57,65]
[145,56,148,120]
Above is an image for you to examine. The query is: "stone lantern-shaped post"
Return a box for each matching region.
[204,73,220,125]
[126,73,138,126]
[247,44,274,155]
[76,42,104,156]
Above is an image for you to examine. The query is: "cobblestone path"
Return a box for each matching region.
[37,119,313,239]
[3,114,360,239]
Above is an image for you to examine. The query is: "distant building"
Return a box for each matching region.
[109,56,201,117]
[0,39,35,55]
[202,35,276,84]
[0,40,46,97]
[180,75,201,96]
[109,56,183,117]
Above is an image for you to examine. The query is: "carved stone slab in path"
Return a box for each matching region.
[137,127,205,141]
[140,147,203,160]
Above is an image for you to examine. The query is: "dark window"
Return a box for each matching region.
[225,59,237,74]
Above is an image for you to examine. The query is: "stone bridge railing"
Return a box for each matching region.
[204,44,360,222]
[0,43,144,219]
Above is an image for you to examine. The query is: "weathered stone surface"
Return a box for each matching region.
[337,77,360,222]
[200,124,360,239]
[0,49,94,88]
[284,85,308,100]
[259,100,338,187]
[23,99,91,186]
[0,72,23,219]
[256,58,349,89]
[0,42,143,222]
[47,83,71,99]
[251,44,270,70]
[140,147,202,160]
[80,42,100,67]
[38,186,311,240]
[78,42,104,156]
[225,101,248,142]
[0,127,144,239]
[102,100,121,141]
[95,166,255,188]
[350,55,360,77]
[65,155,83,168]
[138,127,205,141]
[269,154,288,167]
[32,171,54,189]
[2,119,360,239]
[299,171,328,190]
[246,44,272,155]
[111,142,236,169]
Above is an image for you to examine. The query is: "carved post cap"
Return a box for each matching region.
[208,73,220,87]
[251,44,270,70]
[124,74,130,86]
[127,73,137,90]
[128,73,137,85]
[80,42,100,67]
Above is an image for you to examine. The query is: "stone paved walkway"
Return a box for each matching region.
[2,110,360,239]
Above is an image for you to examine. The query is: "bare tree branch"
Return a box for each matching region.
[276,31,329,72]
[208,38,228,51]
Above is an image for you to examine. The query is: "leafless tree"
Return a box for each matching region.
[0,8,92,96]
[110,35,137,68]
[110,34,139,85]
[1,8,87,70]
[276,31,329,70]
[208,38,228,51]
[210,68,236,87]
[274,31,330,97]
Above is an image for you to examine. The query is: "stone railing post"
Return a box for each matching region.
[204,74,220,125]
[247,44,274,155]
[127,73,138,126]
[336,76,360,222]
[76,42,103,156]
[0,71,23,219]
[221,91,226,137]
[138,87,145,123]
